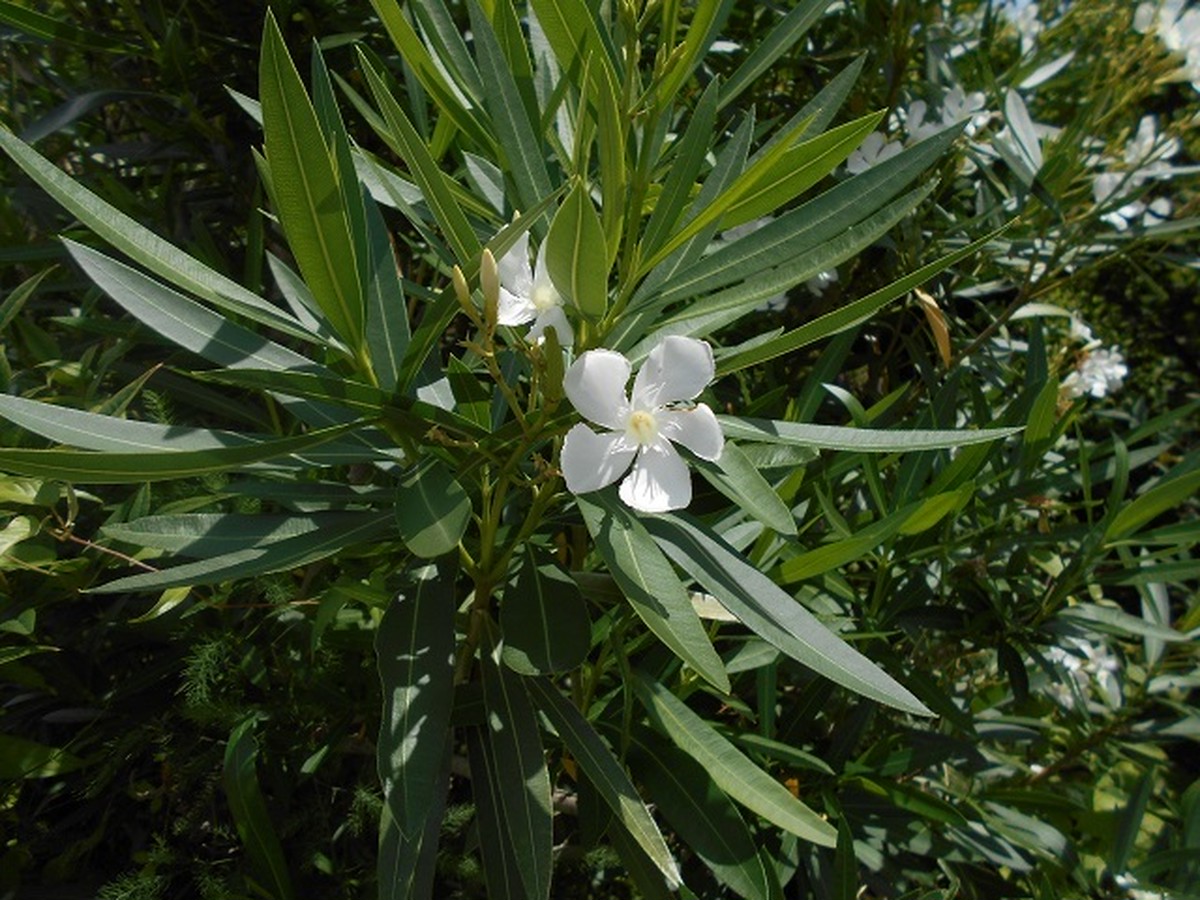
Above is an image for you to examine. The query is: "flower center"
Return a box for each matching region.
[531,283,559,312]
[626,409,659,445]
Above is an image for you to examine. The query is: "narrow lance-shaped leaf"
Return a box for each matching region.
[525,677,682,890]
[577,493,729,693]
[718,0,831,111]
[630,727,782,900]
[376,564,457,839]
[0,127,313,343]
[223,718,295,900]
[643,513,931,716]
[468,0,554,214]
[472,635,553,900]
[91,512,394,593]
[501,550,592,675]
[633,672,836,846]
[0,421,363,484]
[395,459,472,558]
[261,13,364,356]
[718,416,1020,452]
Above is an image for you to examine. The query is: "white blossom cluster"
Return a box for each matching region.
[1135,0,1200,92]
[1043,634,1123,710]
[1091,116,1180,231]
[1061,318,1129,400]
[845,86,991,175]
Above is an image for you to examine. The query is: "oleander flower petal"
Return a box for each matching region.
[563,349,632,430]
[561,424,637,493]
[529,304,574,347]
[657,405,725,461]
[497,230,534,298]
[632,334,715,410]
[618,440,692,513]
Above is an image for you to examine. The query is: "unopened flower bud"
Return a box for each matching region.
[480,248,500,336]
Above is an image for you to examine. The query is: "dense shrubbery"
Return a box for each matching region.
[1,1,1197,899]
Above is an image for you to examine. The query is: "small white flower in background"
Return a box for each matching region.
[1002,0,1044,54]
[1136,0,1200,91]
[1062,346,1129,400]
[561,335,725,513]
[1068,317,1096,346]
[941,85,991,136]
[1092,172,1172,230]
[806,268,839,296]
[846,131,903,174]
[897,99,943,144]
[1044,635,1123,709]
[1115,872,1168,900]
[496,230,573,347]
[1125,115,1180,174]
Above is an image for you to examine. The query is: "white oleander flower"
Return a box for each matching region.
[1062,347,1129,399]
[899,99,943,144]
[560,336,725,513]
[942,85,991,136]
[1093,172,1172,230]
[496,230,573,346]
[1125,115,1180,173]
[1003,0,1044,54]
[846,132,903,174]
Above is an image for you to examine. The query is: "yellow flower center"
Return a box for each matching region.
[626,409,658,445]
[531,283,559,312]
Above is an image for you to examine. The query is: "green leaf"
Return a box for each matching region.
[719,417,1020,453]
[716,223,1010,376]
[832,815,857,900]
[1111,772,1155,875]
[1107,470,1200,541]
[0,734,82,778]
[193,368,487,440]
[223,718,294,900]
[0,128,313,344]
[577,492,729,693]
[636,111,823,276]
[778,505,914,584]
[720,112,885,228]
[640,78,720,261]
[1055,604,1190,642]
[643,514,930,715]
[363,188,411,391]
[649,127,963,311]
[359,50,482,265]
[630,728,782,900]
[93,512,394,592]
[60,240,338,382]
[0,1,134,52]
[368,0,495,152]
[632,671,836,846]
[468,0,554,215]
[471,637,553,900]
[545,180,608,320]
[525,677,682,890]
[636,183,934,351]
[897,485,973,535]
[692,442,797,536]
[0,394,374,468]
[0,422,363,484]
[261,13,364,356]
[395,459,472,558]
[103,511,384,556]
[718,0,831,111]
[377,564,457,840]
[501,550,592,675]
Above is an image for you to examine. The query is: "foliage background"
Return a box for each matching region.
[1,1,1198,899]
